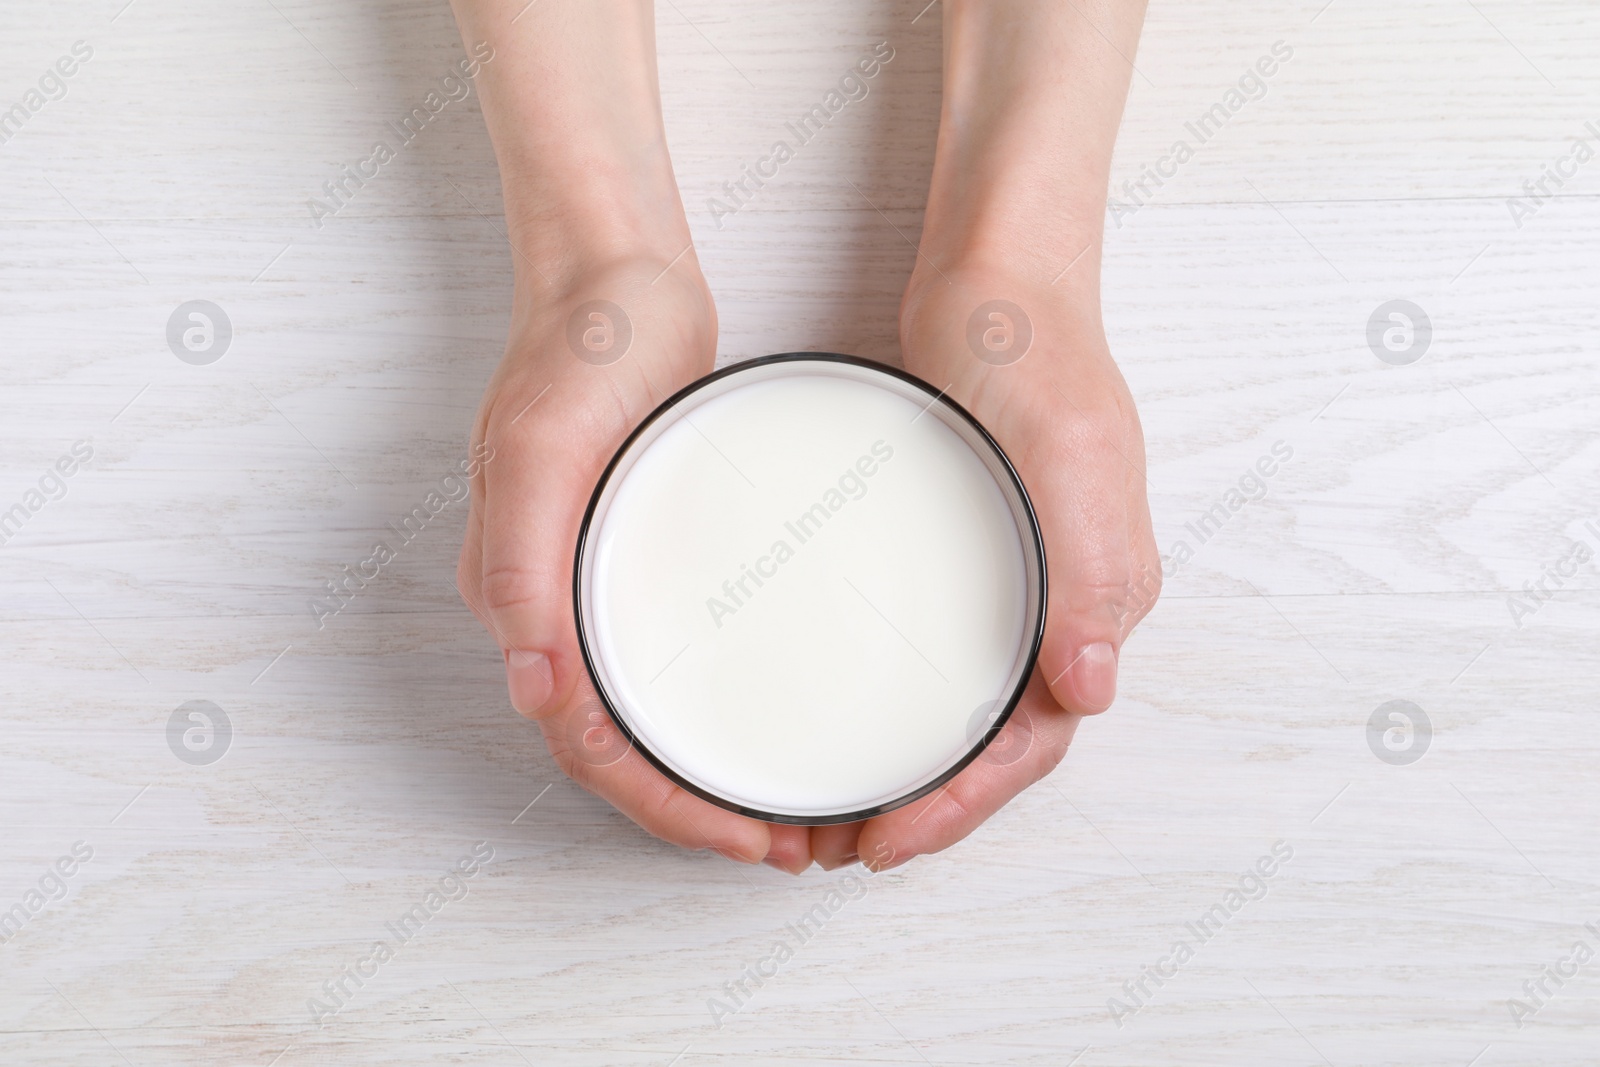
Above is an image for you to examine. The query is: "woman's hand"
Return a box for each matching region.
[812,259,1161,871]
[448,0,814,872]
[811,0,1154,871]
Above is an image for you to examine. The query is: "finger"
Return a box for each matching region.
[856,676,1082,867]
[458,499,567,715]
[475,276,710,721]
[810,821,864,871]
[466,495,773,864]
[1029,377,1141,715]
[543,684,773,862]
[763,824,814,874]
[469,422,775,865]
[475,377,613,720]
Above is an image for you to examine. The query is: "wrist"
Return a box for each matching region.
[918,111,1109,287]
[453,0,693,290]
[899,257,1110,399]
[903,235,1104,340]
[917,0,1140,284]
[914,212,1105,304]
[498,147,694,296]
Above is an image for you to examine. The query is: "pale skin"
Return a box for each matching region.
[448,0,1158,873]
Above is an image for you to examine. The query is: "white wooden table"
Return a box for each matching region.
[3,1,1597,1063]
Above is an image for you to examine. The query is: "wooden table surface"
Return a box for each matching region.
[3,1,1597,1063]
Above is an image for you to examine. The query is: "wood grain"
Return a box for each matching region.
[2,0,1598,1064]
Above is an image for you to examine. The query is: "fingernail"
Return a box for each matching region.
[865,852,911,873]
[761,856,800,874]
[505,649,554,716]
[713,846,758,864]
[817,853,858,872]
[1069,642,1118,712]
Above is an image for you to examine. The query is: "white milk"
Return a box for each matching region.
[580,357,1040,822]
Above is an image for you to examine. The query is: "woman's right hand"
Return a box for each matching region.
[456,251,817,874]
[447,0,815,873]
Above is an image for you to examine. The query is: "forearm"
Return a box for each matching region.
[448,0,692,287]
[921,0,1148,291]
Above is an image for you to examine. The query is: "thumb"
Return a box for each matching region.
[1032,401,1156,715]
[474,375,618,721]
[468,266,716,721]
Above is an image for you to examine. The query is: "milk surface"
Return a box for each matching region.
[587,366,1031,818]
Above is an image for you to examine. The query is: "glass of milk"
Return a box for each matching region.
[575,353,1046,825]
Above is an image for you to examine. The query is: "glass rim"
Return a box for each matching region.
[572,352,1048,826]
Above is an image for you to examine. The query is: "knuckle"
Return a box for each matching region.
[1027,729,1071,785]
[1049,399,1132,463]
[941,779,975,823]
[547,737,580,779]
[1121,558,1164,629]
[644,783,706,846]
[545,729,596,789]
[1135,577,1163,618]
[1058,577,1135,619]
[479,563,556,616]
[1082,557,1164,634]
[644,781,681,826]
